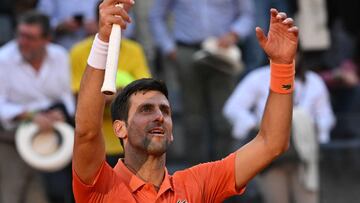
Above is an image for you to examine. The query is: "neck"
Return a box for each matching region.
[124,148,166,189]
[29,57,44,71]
[24,49,46,72]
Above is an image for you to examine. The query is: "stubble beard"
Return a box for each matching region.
[127,124,172,157]
[142,135,171,156]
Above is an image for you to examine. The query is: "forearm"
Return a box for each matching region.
[75,66,105,137]
[257,60,294,154]
[258,91,292,155]
[233,75,293,190]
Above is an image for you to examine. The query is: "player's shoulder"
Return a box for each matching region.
[171,166,201,189]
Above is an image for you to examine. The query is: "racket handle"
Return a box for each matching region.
[101,4,123,95]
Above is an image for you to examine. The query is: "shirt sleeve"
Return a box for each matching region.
[187,153,245,202]
[72,161,116,203]
[0,61,24,129]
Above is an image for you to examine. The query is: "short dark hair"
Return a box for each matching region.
[17,10,51,37]
[111,78,169,123]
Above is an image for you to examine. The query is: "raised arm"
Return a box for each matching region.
[73,0,133,185]
[234,9,298,189]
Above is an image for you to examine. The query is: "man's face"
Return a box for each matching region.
[16,23,48,62]
[125,90,173,156]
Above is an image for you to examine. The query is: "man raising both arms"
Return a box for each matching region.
[72,0,298,202]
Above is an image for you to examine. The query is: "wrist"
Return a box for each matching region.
[270,61,295,94]
[97,33,109,43]
[270,58,293,65]
[87,34,109,70]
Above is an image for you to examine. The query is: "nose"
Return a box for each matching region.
[153,109,164,123]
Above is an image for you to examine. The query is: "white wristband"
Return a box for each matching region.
[87,34,109,70]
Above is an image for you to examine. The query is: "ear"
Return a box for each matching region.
[113,120,127,140]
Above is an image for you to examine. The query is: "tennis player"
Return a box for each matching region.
[72,0,298,202]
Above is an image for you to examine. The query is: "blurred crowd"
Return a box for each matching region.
[0,0,359,203]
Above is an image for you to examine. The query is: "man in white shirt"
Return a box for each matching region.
[223,57,336,203]
[0,11,74,203]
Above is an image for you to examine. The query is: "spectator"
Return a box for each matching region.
[149,0,255,163]
[0,10,75,203]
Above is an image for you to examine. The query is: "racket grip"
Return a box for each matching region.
[101,4,123,95]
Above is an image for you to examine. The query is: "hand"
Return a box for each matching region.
[217,32,239,49]
[98,0,134,42]
[256,9,298,64]
[13,112,33,122]
[166,50,177,61]
[47,110,66,122]
[33,112,54,133]
[341,69,359,87]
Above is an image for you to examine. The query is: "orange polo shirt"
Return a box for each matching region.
[73,153,245,202]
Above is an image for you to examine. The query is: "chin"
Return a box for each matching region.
[147,149,167,157]
[146,140,171,156]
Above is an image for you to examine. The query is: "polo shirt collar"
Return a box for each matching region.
[157,167,174,197]
[114,159,174,194]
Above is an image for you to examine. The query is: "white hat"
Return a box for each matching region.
[15,121,74,172]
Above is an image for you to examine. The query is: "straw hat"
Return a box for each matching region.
[15,121,74,172]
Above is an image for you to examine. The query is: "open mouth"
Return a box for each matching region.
[148,127,165,136]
